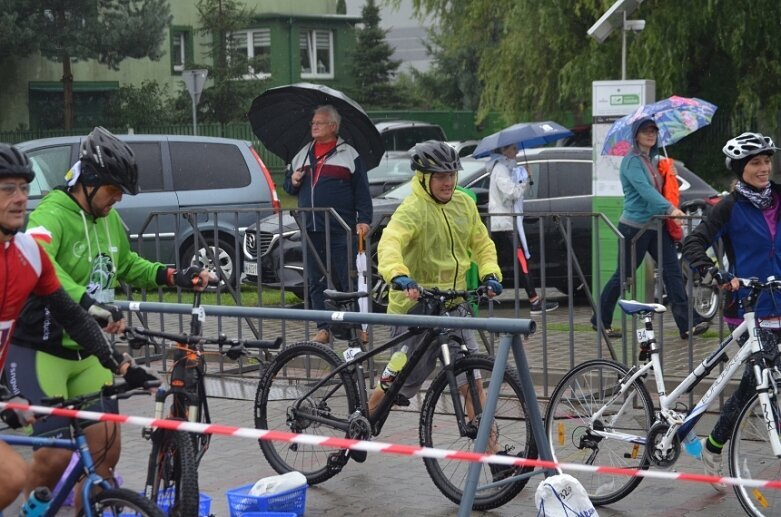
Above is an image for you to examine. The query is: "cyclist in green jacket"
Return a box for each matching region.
[8,127,214,498]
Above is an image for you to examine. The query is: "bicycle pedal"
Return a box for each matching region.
[141,426,153,440]
[348,449,368,463]
[327,451,348,472]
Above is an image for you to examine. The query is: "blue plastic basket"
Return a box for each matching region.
[127,489,211,517]
[238,513,297,517]
[225,483,307,517]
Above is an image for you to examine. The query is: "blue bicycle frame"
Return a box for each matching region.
[1,431,115,517]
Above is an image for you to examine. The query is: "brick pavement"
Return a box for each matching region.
[5,297,750,516]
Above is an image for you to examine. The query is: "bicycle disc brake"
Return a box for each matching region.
[646,422,680,467]
[287,397,321,432]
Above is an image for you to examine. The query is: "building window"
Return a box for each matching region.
[232,28,271,78]
[172,31,186,72]
[300,30,333,79]
[170,27,193,74]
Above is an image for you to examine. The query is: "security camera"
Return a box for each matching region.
[624,19,646,32]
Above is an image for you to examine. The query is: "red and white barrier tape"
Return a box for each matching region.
[2,401,780,490]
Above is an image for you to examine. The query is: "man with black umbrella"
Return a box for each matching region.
[285,105,373,345]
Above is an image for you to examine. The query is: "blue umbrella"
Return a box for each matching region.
[472,121,573,158]
[601,96,717,156]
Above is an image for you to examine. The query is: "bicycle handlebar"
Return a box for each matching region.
[123,327,282,356]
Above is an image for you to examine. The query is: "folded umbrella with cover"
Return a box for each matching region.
[247,82,385,169]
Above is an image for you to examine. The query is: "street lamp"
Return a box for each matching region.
[587,0,646,80]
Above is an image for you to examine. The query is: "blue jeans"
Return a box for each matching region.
[304,231,351,330]
[594,222,701,334]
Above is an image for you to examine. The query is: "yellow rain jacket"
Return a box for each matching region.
[378,171,502,315]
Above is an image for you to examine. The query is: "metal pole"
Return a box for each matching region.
[191,97,198,136]
[621,10,627,80]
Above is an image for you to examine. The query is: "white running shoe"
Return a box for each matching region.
[700,438,727,492]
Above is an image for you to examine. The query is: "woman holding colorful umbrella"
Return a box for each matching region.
[591,116,709,339]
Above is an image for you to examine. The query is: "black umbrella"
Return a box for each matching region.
[247,82,385,169]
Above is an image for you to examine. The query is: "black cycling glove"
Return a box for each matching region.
[173,266,205,289]
[123,364,159,390]
[79,293,124,328]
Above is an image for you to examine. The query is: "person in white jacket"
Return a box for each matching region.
[487,143,558,314]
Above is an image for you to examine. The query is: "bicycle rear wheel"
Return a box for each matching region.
[81,487,164,516]
[420,355,537,511]
[544,359,654,506]
[729,383,781,517]
[145,428,199,517]
[255,341,360,485]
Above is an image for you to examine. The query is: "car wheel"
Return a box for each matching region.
[182,236,237,287]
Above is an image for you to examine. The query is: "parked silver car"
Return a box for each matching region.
[17,134,280,285]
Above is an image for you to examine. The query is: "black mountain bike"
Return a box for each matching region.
[254,287,538,511]
[126,288,282,517]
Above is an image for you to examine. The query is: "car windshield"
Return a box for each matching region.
[367,157,414,180]
[382,160,487,200]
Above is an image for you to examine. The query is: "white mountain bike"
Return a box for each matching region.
[545,273,781,517]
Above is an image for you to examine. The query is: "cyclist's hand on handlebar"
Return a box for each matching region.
[82,295,126,334]
[480,274,502,298]
[0,387,34,428]
[169,266,217,291]
[704,267,738,291]
[392,275,420,301]
[123,364,160,390]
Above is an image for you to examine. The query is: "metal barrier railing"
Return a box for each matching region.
[119,206,732,408]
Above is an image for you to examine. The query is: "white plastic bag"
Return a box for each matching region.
[535,474,598,517]
[249,471,307,496]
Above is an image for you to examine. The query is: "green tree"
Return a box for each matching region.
[348,0,402,109]
[109,80,176,129]
[194,0,268,125]
[403,0,781,185]
[0,0,172,130]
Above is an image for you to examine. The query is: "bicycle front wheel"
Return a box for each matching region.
[255,341,360,485]
[145,428,199,517]
[80,487,165,516]
[729,383,781,517]
[544,359,654,506]
[420,355,536,511]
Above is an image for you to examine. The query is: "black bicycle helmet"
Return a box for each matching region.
[723,132,777,177]
[79,127,139,195]
[410,140,462,173]
[0,143,35,183]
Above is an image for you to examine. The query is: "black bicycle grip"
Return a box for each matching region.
[242,336,283,350]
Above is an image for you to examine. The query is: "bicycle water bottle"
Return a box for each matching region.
[367,345,409,415]
[380,345,409,390]
[682,431,702,459]
[19,487,51,517]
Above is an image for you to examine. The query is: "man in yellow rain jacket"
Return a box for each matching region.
[378,140,509,476]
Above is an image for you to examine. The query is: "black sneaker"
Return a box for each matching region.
[488,451,517,482]
[681,321,709,340]
[530,299,559,314]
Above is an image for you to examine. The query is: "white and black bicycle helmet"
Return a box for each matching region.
[723,132,777,177]
[79,127,139,195]
[0,143,35,183]
[410,140,463,173]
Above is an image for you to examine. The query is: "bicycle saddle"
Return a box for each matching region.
[618,299,667,315]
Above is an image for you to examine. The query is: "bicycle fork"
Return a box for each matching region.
[439,335,478,438]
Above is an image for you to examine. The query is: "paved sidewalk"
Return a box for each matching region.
[5,297,751,516]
